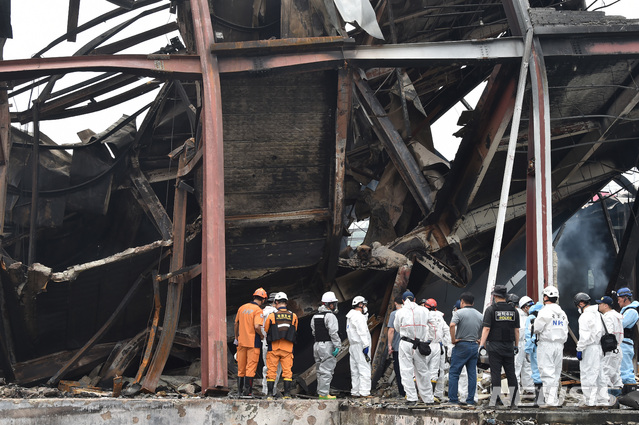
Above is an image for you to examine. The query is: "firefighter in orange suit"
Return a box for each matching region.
[234,287,268,397]
[264,292,299,399]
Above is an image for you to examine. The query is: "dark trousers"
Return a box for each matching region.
[488,349,518,406]
[392,351,405,396]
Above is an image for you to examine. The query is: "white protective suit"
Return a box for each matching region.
[311,305,341,396]
[514,306,533,390]
[346,308,372,396]
[601,308,624,390]
[434,310,451,399]
[394,299,435,403]
[426,310,444,392]
[261,304,281,395]
[576,305,607,406]
[534,302,568,406]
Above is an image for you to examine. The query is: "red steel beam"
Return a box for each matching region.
[0,51,342,82]
[0,55,202,81]
[191,0,228,393]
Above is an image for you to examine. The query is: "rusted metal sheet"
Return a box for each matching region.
[325,66,352,284]
[607,193,639,295]
[599,193,620,254]
[46,253,168,386]
[436,64,518,234]
[134,277,161,384]
[27,103,40,265]
[129,167,173,240]
[141,155,189,393]
[354,77,434,216]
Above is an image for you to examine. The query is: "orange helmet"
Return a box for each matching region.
[253,287,267,299]
[425,298,437,309]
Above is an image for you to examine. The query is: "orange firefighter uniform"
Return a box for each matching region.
[264,306,298,386]
[234,301,263,378]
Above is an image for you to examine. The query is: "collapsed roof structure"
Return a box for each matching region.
[0,0,638,395]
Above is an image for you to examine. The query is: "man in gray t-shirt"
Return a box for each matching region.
[447,292,482,405]
[387,296,405,397]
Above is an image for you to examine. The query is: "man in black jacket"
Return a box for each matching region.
[479,285,520,407]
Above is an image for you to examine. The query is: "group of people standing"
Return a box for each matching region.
[478,284,638,408]
[233,284,638,406]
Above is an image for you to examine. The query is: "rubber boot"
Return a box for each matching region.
[267,381,275,400]
[237,377,244,398]
[244,376,254,398]
[283,380,292,399]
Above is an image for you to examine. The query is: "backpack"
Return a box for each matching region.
[600,316,618,354]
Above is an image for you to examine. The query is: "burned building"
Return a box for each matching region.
[0,0,638,398]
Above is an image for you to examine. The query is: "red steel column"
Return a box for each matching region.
[191,0,227,391]
[526,41,553,302]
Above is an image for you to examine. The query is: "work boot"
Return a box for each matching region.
[267,381,275,400]
[283,380,292,399]
[237,377,244,398]
[534,383,543,407]
[243,376,254,398]
[622,383,638,395]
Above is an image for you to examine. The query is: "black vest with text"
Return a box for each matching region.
[267,308,297,343]
[487,302,517,342]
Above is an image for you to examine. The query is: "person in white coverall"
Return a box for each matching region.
[420,299,442,397]
[533,286,568,407]
[574,292,608,406]
[424,298,451,401]
[261,293,281,396]
[515,296,534,391]
[394,290,435,405]
[311,291,341,399]
[346,296,372,397]
[597,296,624,397]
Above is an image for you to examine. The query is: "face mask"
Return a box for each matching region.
[363,306,368,314]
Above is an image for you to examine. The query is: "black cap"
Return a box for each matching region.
[492,285,508,298]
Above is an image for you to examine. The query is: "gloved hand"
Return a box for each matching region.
[576,351,582,361]
[233,338,238,346]
[514,346,519,355]
[363,346,369,356]
[332,347,339,357]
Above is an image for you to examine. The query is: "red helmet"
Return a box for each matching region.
[425,298,437,309]
[253,288,267,299]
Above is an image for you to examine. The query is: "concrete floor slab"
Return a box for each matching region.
[0,398,637,425]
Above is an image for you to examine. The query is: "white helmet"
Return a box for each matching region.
[518,295,534,309]
[321,291,338,303]
[352,295,367,306]
[542,286,559,298]
[274,292,288,302]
